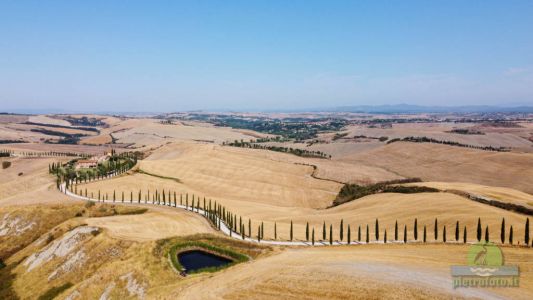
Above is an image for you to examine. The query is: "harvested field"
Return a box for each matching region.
[85,208,214,241]
[406,181,533,210]
[343,142,533,194]
[173,244,532,300]
[28,115,72,127]
[76,143,530,243]
[343,123,533,150]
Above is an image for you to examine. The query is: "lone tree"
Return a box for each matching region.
[394,220,398,241]
[274,222,277,240]
[455,221,459,241]
[509,226,514,245]
[525,218,530,246]
[290,221,293,241]
[477,218,482,242]
[434,218,438,240]
[485,226,489,242]
[375,219,380,241]
[347,225,351,244]
[414,218,418,240]
[340,219,344,242]
[501,218,506,244]
[423,225,427,243]
[329,224,333,245]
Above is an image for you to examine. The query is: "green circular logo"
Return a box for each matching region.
[467,242,503,266]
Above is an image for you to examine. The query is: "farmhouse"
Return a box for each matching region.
[75,159,98,169]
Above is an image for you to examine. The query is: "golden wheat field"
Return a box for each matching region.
[76,142,531,243]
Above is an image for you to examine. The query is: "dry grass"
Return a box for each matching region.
[343,142,533,194]
[172,244,533,300]
[406,181,533,210]
[84,207,214,241]
[76,142,530,243]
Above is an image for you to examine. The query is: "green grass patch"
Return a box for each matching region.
[38,282,73,300]
[169,241,248,274]
[137,169,182,183]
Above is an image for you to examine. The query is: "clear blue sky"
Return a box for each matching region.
[1,1,532,112]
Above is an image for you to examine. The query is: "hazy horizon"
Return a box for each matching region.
[1,1,533,111]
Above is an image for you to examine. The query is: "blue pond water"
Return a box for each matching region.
[178,250,232,272]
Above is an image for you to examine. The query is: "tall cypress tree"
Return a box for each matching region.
[455,221,459,241]
[248,219,251,238]
[403,225,407,243]
[509,226,514,244]
[312,228,315,245]
[358,225,361,242]
[423,225,427,243]
[329,224,333,245]
[443,226,447,243]
[366,225,369,243]
[375,219,379,241]
[347,225,351,244]
[477,218,482,242]
[306,222,310,241]
[384,230,387,244]
[340,219,344,241]
[414,218,418,240]
[501,218,506,244]
[274,222,277,240]
[323,222,326,240]
[525,218,530,246]
[463,226,467,243]
[434,218,438,240]
[485,226,489,242]
[394,220,398,241]
[290,221,293,241]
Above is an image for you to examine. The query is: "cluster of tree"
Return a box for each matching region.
[24,121,99,133]
[53,151,138,187]
[353,135,389,142]
[0,150,13,157]
[225,140,331,159]
[448,128,485,135]
[31,128,86,144]
[63,116,105,127]
[387,136,510,152]
[332,132,349,140]
[211,117,347,141]
[17,151,90,158]
[333,178,435,206]
[0,139,27,144]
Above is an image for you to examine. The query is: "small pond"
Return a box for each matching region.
[178,250,233,272]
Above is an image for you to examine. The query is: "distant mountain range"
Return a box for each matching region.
[321,104,533,114]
